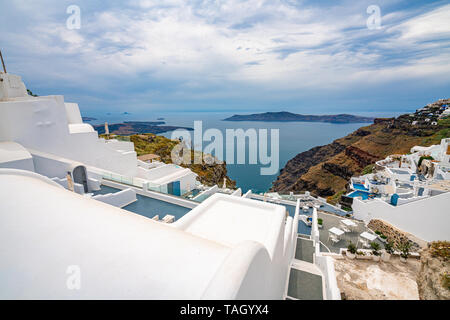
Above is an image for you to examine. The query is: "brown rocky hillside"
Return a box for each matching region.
[271,99,450,201]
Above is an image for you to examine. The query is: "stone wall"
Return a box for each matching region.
[368,219,422,251]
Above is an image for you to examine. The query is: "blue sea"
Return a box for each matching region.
[85,111,395,194]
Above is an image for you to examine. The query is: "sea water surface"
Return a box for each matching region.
[87,112,372,194]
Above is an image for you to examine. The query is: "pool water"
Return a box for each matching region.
[353,183,369,191]
[93,186,191,221]
[348,191,372,200]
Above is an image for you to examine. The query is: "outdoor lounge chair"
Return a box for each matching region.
[330,236,340,244]
[358,239,369,248]
[328,233,340,244]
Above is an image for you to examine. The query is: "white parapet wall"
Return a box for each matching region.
[352,192,450,242]
[310,206,341,300]
[231,188,242,197]
[242,190,252,198]
[92,188,137,208]
[315,255,341,300]
[193,185,219,202]
[51,177,85,194]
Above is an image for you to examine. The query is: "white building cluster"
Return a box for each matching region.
[0,72,340,299]
[348,138,450,242]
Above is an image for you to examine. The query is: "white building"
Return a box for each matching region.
[351,139,450,242]
[0,71,197,196]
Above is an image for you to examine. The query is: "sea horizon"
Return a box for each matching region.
[83,110,385,193]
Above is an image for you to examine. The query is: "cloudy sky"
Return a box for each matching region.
[1,0,449,115]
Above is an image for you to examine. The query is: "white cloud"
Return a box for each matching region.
[1,0,449,111]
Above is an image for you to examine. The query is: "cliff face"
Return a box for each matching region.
[417,241,450,300]
[271,99,450,199]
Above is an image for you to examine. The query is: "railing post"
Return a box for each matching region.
[0,50,7,73]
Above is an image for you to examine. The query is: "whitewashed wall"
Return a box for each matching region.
[353,192,450,241]
[0,96,138,176]
[92,188,137,208]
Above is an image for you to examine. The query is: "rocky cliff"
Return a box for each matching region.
[417,241,450,300]
[271,99,450,200]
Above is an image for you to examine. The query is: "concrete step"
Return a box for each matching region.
[295,237,315,263]
[291,259,322,276]
[287,267,323,300]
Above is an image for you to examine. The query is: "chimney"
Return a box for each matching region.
[105,122,109,135]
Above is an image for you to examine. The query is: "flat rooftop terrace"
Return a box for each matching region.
[318,211,384,254]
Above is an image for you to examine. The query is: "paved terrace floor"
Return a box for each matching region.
[318,211,384,254]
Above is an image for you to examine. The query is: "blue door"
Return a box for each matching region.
[390,194,399,206]
[172,181,181,196]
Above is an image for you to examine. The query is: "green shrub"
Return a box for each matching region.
[317,218,323,225]
[397,241,412,259]
[384,241,395,254]
[347,242,357,254]
[371,242,381,256]
[362,164,375,175]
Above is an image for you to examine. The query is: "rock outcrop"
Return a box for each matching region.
[417,241,450,300]
[367,219,423,251]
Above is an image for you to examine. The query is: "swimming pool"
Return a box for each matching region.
[353,183,369,191]
[348,190,371,200]
[93,186,192,221]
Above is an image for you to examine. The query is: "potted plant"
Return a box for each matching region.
[318,218,323,229]
[371,242,381,262]
[356,250,366,260]
[346,242,357,259]
[398,241,411,263]
[381,241,394,262]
